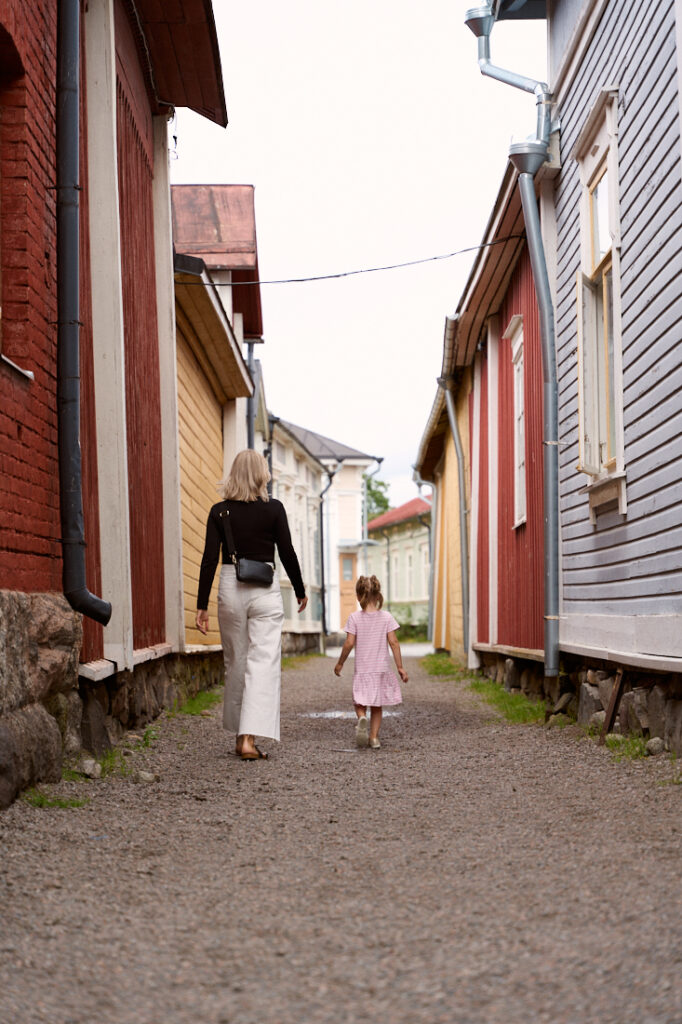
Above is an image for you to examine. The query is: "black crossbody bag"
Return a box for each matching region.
[218,507,275,587]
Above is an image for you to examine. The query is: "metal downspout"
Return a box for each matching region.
[516,171,559,676]
[57,0,111,626]
[438,376,469,658]
[246,342,255,448]
[465,5,559,677]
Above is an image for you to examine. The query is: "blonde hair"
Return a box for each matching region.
[219,450,270,502]
[356,575,384,610]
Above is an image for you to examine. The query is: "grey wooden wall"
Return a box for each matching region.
[553,0,682,618]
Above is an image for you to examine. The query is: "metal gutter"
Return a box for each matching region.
[57,0,111,626]
[465,4,559,677]
[437,315,470,658]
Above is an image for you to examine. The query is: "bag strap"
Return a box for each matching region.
[218,506,238,565]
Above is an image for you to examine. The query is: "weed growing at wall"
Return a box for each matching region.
[469,678,546,725]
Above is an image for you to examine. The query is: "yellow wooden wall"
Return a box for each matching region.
[432,374,471,662]
[177,333,223,646]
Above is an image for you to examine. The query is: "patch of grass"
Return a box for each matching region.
[22,788,89,809]
[604,733,648,761]
[98,748,132,778]
[61,766,85,782]
[420,652,462,677]
[177,688,223,715]
[140,726,159,747]
[282,652,326,670]
[469,678,546,725]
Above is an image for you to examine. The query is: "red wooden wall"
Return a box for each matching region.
[477,355,490,644]
[115,0,165,649]
[0,3,61,594]
[497,247,544,650]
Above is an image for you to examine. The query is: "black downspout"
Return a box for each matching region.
[57,0,111,625]
[246,342,255,449]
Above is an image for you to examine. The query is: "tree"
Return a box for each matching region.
[364,474,390,521]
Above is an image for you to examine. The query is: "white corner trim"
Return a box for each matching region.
[153,115,185,654]
[84,0,134,672]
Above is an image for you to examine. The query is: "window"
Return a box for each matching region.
[504,315,526,528]
[573,88,626,517]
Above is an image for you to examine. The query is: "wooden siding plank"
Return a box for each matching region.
[177,333,223,646]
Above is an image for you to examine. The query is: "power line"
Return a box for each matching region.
[176,235,525,286]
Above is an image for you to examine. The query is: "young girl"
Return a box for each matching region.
[334,575,408,749]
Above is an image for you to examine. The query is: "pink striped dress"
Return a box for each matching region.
[344,609,403,707]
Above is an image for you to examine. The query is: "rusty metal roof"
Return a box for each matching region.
[134,0,227,126]
[368,498,431,532]
[171,184,263,337]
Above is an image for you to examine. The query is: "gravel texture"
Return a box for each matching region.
[1,653,681,1024]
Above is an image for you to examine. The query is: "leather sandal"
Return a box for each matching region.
[241,745,268,760]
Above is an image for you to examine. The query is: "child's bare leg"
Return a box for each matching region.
[369,706,382,741]
[354,703,367,719]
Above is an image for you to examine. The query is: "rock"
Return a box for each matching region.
[125,733,144,744]
[543,675,561,705]
[646,737,665,757]
[80,691,110,757]
[79,757,102,779]
[0,704,62,808]
[597,675,617,712]
[135,770,159,784]
[495,658,506,685]
[504,659,520,692]
[664,699,682,758]
[619,689,649,737]
[577,682,602,726]
[648,685,667,739]
[0,592,81,715]
[546,713,568,730]
[200,709,213,718]
[589,710,606,731]
[553,692,574,715]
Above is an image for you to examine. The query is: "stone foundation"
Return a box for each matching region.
[282,631,322,655]
[79,651,225,756]
[477,650,682,756]
[0,590,82,807]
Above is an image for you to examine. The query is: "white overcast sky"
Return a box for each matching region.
[170,1,547,506]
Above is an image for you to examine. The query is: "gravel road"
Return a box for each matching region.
[1,653,680,1024]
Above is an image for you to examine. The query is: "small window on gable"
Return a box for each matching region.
[504,314,526,528]
[573,87,626,521]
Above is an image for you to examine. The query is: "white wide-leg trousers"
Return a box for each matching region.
[217,564,285,741]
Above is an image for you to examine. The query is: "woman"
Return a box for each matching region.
[196,450,307,760]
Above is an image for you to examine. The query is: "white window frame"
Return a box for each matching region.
[572,86,627,521]
[504,314,526,528]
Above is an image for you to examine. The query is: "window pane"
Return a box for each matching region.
[342,556,354,581]
[591,169,611,270]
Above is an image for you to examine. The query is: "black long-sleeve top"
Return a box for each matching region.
[197,498,305,609]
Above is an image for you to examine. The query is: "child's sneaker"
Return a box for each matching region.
[369,737,381,749]
[355,715,369,748]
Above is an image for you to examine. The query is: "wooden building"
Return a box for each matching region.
[417,0,682,751]
[366,498,432,630]
[171,185,265,649]
[0,0,228,804]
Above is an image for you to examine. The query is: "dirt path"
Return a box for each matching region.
[1,655,680,1024]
